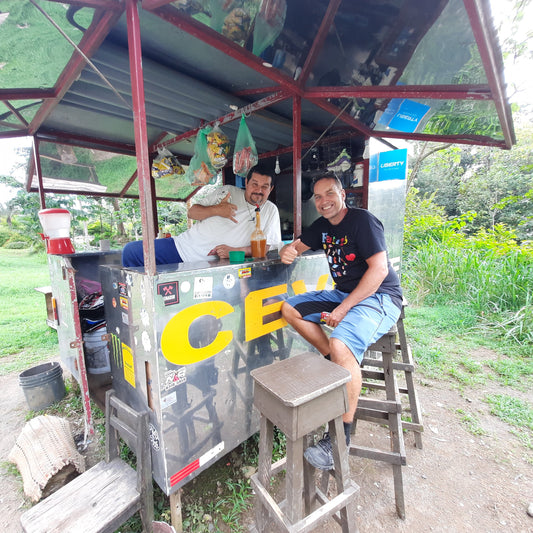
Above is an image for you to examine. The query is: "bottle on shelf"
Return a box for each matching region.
[250,205,267,258]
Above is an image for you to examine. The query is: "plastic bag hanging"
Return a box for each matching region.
[185,127,217,186]
[206,124,231,169]
[233,114,258,178]
[151,147,185,179]
[252,0,287,57]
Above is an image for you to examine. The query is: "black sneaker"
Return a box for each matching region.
[304,432,334,470]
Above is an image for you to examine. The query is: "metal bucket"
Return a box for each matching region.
[19,362,65,411]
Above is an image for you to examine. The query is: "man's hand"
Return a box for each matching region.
[217,192,238,223]
[208,244,232,258]
[279,238,302,264]
[324,305,349,328]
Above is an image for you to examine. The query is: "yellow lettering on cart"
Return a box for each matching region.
[245,284,287,342]
[122,342,136,388]
[161,301,234,365]
[291,273,329,295]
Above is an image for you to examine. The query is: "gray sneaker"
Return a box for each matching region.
[304,432,334,470]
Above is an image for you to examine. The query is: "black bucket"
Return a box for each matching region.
[19,362,65,411]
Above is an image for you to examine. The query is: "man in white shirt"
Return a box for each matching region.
[122,163,281,267]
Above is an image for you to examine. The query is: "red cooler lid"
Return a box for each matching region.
[39,208,71,215]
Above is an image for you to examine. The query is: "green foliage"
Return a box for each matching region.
[87,220,113,244]
[0,249,58,373]
[485,394,533,431]
[455,408,487,436]
[409,126,533,240]
[0,2,94,90]
[403,185,533,344]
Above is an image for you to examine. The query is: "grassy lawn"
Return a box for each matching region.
[0,249,59,375]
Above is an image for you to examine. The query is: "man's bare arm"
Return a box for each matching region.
[188,192,238,223]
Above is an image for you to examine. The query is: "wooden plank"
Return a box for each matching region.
[21,458,140,533]
[349,445,405,465]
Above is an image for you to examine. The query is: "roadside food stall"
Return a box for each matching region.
[1,0,514,502]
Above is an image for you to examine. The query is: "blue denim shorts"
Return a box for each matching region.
[286,290,401,364]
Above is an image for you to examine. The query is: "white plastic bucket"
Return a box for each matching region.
[83,328,111,374]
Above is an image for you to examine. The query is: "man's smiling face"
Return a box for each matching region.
[313,177,347,225]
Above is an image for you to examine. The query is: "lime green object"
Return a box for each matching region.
[229,250,245,263]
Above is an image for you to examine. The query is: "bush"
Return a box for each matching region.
[4,241,30,249]
[0,226,11,247]
[403,187,533,344]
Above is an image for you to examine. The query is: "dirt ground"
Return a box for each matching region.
[2,348,532,533]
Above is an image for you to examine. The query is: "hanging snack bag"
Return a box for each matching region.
[185,127,217,186]
[252,0,287,56]
[151,147,185,179]
[222,7,252,44]
[233,114,258,177]
[206,125,231,169]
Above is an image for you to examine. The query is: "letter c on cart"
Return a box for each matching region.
[160,301,234,365]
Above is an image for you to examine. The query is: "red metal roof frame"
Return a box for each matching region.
[0,0,515,273]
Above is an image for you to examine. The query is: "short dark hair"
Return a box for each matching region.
[311,173,343,191]
[247,161,273,183]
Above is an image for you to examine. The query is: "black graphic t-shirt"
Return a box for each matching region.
[300,208,402,303]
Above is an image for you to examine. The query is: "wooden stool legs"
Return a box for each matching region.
[250,352,359,532]
[350,332,407,519]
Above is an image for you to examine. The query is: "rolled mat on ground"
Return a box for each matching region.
[8,415,85,502]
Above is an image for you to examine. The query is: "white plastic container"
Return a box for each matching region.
[83,328,111,374]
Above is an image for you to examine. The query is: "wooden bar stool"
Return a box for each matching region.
[395,306,424,448]
[350,327,407,519]
[250,352,359,533]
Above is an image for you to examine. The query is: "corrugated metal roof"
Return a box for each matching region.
[0,0,515,202]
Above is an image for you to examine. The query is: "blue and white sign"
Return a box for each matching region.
[379,99,431,133]
[369,148,408,183]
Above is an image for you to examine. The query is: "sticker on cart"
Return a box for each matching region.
[110,334,123,367]
[157,281,179,306]
[170,441,225,487]
[118,282,127,297]
[160,391,177,410]
[122,342,136,387]
[238,267,252,279]
[149,423,161,452]
[122,311,129,325]
[223,273,235,289]
[193,276,213,299]
[181,281,191,293]
[163,367,187,392]
[120,296,129,310]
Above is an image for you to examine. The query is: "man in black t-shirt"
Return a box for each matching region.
[279,174,402,470]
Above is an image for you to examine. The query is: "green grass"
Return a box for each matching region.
[404,304,533,389]
[485,394,533,451]
[0,249,59,374]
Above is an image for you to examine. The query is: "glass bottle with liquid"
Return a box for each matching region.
[251,206,267,258]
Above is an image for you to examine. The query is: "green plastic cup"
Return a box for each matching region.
[229,250,245,263]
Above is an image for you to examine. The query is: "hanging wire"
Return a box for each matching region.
[301,99,352,162]
[29,0,132,111]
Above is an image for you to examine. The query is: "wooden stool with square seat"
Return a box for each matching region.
[250,351,359,533]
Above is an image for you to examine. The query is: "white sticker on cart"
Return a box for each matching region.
[160,391,177,410]
[223,273,235,289]
[122,311,129,325]
[199,441,225,467]
[193,276,213,299]
[181,281,191,293]
[142,330,151,351]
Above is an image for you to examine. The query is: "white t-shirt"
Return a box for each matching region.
[173,185,281,263]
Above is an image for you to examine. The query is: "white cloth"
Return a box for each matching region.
[174,185,281,263]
